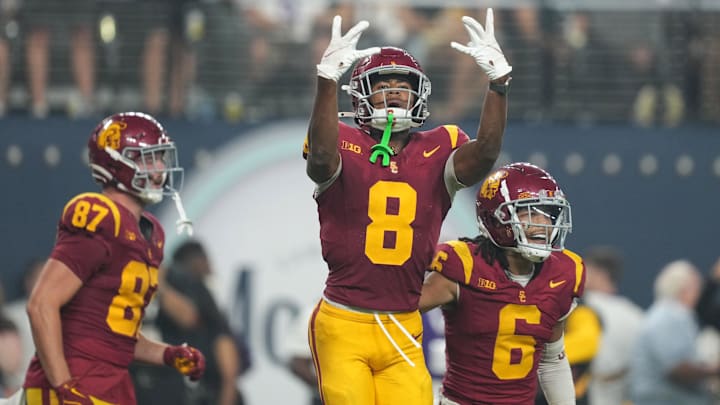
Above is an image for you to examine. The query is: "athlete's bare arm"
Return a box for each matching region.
[26,259,82,386]
[453,86,508,186]
[449,10,512,186]
[306,16,379,183]
[419,271,458,313]
[307,78,342,183]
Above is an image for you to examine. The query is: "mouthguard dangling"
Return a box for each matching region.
[369,112,394,167]
[172,191,194,236]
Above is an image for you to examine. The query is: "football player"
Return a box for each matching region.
[420,162,582,405]
[20,112,205,405]
[305,10,512,405]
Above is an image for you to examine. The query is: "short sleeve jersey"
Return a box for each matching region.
[316,122,469,312]
[430,241,586,404]
[25,192,165,388]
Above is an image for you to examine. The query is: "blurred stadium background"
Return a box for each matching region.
[1,0,720,403]
[1,0,719,124]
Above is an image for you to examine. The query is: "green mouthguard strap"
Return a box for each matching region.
[369,112,394,167]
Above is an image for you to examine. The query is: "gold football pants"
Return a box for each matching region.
[309,299,433,405]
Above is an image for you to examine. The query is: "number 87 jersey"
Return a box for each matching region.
[29,192,164,370]
[315,121,469,312]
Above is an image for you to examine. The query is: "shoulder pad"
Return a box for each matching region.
[558,249,586,297]
[429,240,475,285]
[61,193,122,238]
[441,125,471,150]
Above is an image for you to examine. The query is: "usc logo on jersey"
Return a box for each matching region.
[479,170,508,199]
[97,121,127,150]
[519,291,527,303]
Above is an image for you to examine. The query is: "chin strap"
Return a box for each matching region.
[369,112,394,167]
[172,191,193,236]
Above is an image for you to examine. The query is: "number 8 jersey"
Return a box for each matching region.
[25,192,164,381]
[315,121,469,312]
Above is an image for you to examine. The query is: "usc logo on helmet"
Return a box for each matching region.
[480,170,508,199]
[97,122,127,150]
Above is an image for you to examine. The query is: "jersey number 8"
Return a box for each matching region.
[365,181,417,266]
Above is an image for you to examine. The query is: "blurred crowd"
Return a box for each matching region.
[0,0,719,125]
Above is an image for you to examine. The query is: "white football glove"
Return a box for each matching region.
[451,9,512,81]
[317,15,381,82]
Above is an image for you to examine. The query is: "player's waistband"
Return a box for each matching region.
[321,297,418,323]
[320,297,423,366]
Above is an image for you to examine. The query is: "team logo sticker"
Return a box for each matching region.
[479,170,508,199]
[97,121,127,150]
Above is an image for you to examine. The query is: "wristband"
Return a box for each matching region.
[489,77,512,96]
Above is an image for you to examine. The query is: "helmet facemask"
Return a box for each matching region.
[346,65,431,132]
[496,187,572,263]
[101,142,183,205]
[476,162,572,263]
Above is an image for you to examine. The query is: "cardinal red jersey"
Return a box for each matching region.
[316,122,469,312]
[25,192,164,390]
[430,241,585,404]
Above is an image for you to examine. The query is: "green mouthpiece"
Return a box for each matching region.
[369,112,394,167]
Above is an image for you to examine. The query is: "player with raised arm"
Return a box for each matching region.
[420,162,581,405]
[19,112,204,405]
[305,10,512,405]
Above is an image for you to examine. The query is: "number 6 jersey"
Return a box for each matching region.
[313,121,469,312]
[25,192,164,384]
[430,240,586,404]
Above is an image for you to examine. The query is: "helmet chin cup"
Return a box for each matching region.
[370,108,413,132]
[141,189,163,204]
[515,245,552,263]
[116,182,163,205]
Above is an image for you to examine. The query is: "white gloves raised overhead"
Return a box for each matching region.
[451,9,512,81]
[317,15,381,82]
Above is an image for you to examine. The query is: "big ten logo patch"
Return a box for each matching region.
[341,140,362,154]
[477,277,496,290]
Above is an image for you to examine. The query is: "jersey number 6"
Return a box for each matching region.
[493,304,541,380]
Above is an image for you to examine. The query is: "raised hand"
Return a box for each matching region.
[450,9,512,81]
[317,15,381,82]
[163,344,206,381]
